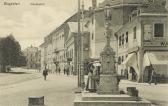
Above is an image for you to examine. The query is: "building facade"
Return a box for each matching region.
[40,13,78,73]
[23,46,40,69]
[52,25,65,73]
[65,22,90,74]
[116,2,168,82]
[39,0,168,81]
[87,0,148,61]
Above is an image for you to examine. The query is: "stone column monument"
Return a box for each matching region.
[97,16,119,94]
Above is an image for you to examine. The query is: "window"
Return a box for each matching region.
[118,57,121,65]
[133,27,136,39]
[122,34,124,45]
[119,36,121,46]
[126,32,128,43]
[121,56,124,62]
[154,23,164,37]
[144,24,152,41]
[71,49,73,58]
[92,33,94,40]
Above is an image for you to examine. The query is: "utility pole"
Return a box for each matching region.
[80,0,85,88]
[77,0,81,87]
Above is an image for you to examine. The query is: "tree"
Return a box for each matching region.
[0,34,27,72]
[0,38,6,72]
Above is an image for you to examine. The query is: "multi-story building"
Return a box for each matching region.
[23,45,40,69]
[40,0,168,79]
[40,35,53,71]
[52,24,66,72]
[40,13,78,73]
[88,0,149,60]
[116,2,168,82]
[65,21,90,74]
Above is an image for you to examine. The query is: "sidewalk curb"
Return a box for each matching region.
[120,80,168,87]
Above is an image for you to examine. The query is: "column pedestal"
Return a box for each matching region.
[97,75,119,94]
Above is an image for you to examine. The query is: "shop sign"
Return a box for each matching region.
[144,41,168,47]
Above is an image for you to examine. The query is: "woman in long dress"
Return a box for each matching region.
[86,65,96,92]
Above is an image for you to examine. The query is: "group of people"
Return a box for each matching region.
[42,63,73,80]
[63,63,73,76]
[42,62,158,87]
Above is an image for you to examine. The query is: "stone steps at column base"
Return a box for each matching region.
[82,91,139,101]
[74,93,151,106]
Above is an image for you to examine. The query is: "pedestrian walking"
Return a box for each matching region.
[149,67,157,85]
[58,67,61,74]
[66,65,70,76]
[64,63,70,76]
[43,68,48,80]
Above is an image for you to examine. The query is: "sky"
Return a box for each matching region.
[0,0,104,50]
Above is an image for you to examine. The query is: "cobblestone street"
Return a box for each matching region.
[0,68,168,106]
[0,68,77,106]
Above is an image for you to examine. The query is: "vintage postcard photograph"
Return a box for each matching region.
[0,0,168,106]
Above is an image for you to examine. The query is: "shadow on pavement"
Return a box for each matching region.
[8,72,30,74]
[150,100,168,106]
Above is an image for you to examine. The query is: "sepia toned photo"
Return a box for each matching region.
[0,0,168,106]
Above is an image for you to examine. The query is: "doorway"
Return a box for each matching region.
[130,67,137,81]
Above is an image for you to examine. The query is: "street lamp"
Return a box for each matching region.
[104,4,112,21]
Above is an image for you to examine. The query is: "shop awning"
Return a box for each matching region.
[145,52,168,65]
[122,53,136,66]
[122,53,139,76]
[143,52,151,67]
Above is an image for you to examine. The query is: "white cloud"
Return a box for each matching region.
[0,6,71,49]
[0,0,105,49]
